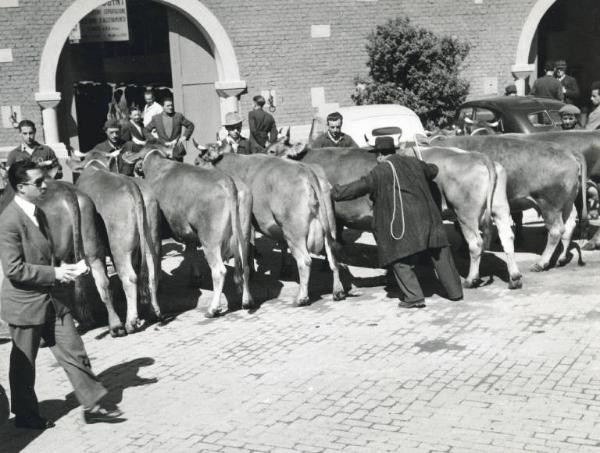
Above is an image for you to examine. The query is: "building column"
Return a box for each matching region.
[511,64,536,95]
[215,80,247,121]
[34,91,68,159]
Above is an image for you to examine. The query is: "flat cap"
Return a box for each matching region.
[559,104,581,115]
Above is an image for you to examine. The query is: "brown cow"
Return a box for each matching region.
[69,153,160,332]
[436,135,582,271]
[122,145,253,317]
[195,141,346,306]
[267,141,522,289]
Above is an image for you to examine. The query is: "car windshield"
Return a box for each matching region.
[527,110,555,128]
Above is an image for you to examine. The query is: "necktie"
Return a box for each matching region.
[34,207,48,239]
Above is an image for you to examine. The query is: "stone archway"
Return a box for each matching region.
[36,0,245,147]
[511,0,557,95]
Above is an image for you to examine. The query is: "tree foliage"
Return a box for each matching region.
[352,17,470,128]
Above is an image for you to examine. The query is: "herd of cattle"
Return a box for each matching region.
[2,129,600,338]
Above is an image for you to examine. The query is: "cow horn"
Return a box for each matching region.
[72,148,86,158]
[464,117,474,125]
[364,134,372,146]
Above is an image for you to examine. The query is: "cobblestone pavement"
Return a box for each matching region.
[1,223,600,453]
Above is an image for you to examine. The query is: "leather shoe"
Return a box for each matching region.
[398,300,426,309]
[15,415,55,430]
[83,405,126,424]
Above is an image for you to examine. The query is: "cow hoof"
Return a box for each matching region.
[529,262,548,272]
[110,326,127,338]
[508,276,523,290]
[204,309,223,319]
[332,291,346,301]
[242,299,255,310]
[557,252,573,267]
[581,241,599,251]
[590,210,599,220]
[296,297,311,307]
[462,278,482,289]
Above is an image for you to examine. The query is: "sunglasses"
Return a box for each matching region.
[21,177,45,188]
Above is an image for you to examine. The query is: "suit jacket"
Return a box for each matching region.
[248,109,277,153]
[531,75,564,101]
[331,155,448,266]
[586,106,600,130]
[120,120,151,143]
[0,201,69,325]
[145,112,194,159]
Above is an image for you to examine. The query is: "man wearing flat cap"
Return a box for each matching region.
[504,84,517,96]
[555,60,580,105]
[220,112,250,154]
[330,136,463,309]
[559,104,582,130]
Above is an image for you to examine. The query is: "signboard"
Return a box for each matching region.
[69,0,129,43]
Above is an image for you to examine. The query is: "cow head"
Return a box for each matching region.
[265,136,307,159]
[66,149,117,173]
[121,144,170,177]
[193,140,225,166]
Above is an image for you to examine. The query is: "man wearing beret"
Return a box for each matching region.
[555,60,580,105]
[330,136,463,309]
[559,104,582,130]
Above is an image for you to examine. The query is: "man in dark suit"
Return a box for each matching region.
[120,106,151,145]
[531,61,564,101]
[220,112,251,154]
[0,161,125,428]
[331,137,463,309]
[248,95,277,153]
[555,60,580,105]
[145,97,194,162]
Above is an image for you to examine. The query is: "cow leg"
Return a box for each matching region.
[455,217,483,288]
[322,235,346,301]
[279,241,294,278]
[531,205,564,272]
[144,245,162,321]
[286,238,312,307]
[557,206,578,266]
[111,250,141,333]
[89,257,125,337]
[203,246,227,318]
[512,210,524,244]
[492,206,522,289]
[184,240,202,286]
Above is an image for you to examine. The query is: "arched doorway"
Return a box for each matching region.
[513,0,596,109]
[36,0,246,157]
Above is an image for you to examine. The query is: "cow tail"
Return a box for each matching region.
[579,153,588,223]
[305,166,337,246]
[130,183,155,305]
[481,156,496,251]
[228,181,246,287]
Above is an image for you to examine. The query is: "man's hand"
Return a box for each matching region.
[55,261,87,283]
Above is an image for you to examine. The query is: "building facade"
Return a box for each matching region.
[0,0,594,159]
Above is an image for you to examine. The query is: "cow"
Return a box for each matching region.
[195,141,346,306]
[121,144,253,318]
[434,135,583,271]
[68,152,160,332]
[266,140,522,289]
[505,130,600,249]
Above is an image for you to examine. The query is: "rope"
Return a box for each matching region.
[385,159,406,240]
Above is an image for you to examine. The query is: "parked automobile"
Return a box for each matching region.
[454,96,565,135]
[308,104,426,147]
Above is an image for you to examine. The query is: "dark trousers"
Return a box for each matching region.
[8,310,107,417]
[391,247,463,303]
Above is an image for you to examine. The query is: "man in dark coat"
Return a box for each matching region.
[531,61,564,101]
[248,95,277,153]
[120,106,151,145]
[0,161,125,427]
[311,111,359,148]
[90,119,138,175]
[7,120,62,179]
[220,111,251,154]
[331,136,463,308]
[555,60,580,105]
[145,97,194,162]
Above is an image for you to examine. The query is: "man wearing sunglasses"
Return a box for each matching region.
[0,161,125,428]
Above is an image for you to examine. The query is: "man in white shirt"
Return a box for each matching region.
[142,91,163,127]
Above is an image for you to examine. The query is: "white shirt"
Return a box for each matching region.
[14,195,38,227]
[143,102,164,127]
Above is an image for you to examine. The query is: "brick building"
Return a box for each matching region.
[0,0,596,162]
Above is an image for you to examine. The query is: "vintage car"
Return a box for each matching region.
[454,96,565,135]
[308,104,426,147]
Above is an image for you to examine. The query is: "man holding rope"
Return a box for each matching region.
[331,136,463,309]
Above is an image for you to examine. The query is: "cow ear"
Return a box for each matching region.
[66,157,85,172]
[290,142,307,157]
